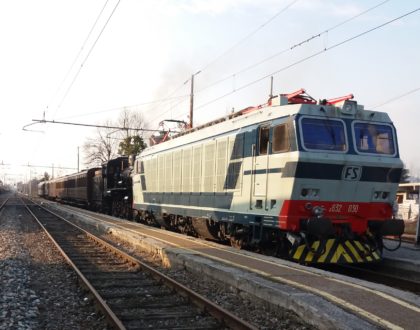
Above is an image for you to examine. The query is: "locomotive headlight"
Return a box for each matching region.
[301,188,320,199]
[373,191,389,200]
[312,206,325,217]
[344,103,353,112]
[340,100,357,115]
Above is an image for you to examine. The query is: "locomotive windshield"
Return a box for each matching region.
[300,117,346,151]
[353,122,395,155]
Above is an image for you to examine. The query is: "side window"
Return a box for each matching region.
[272,124,289,153]
[258,126,270,155]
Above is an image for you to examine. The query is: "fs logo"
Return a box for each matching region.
[342,166,362,181]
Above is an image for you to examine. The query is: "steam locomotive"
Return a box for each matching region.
[38,156,132,219]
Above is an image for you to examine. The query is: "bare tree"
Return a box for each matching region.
[115,107,148,140]
[83,120,119,167]
[82,109,149,167]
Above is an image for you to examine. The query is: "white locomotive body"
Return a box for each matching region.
[132,91,404,263]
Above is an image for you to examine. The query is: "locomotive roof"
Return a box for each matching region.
[140,96,393,158]
[48,167,100,183]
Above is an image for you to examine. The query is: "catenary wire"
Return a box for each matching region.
[194,7,420,112]
[196,0,392,94]
[52,0,122,120]
[119,0,391,125]
[55,66,191,122]
[61,0,299,126]
[28,0,121,170]
[198,0,299,74]
[46,0,111,116]
[144,1,299,127]
[143,84,191,124]
[145,0,390,126]
[55,94,189,120]
[146,95,189,125]
[371,87,420,109]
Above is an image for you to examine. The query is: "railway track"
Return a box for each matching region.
[21,197,256,330]
[42,199,420,295]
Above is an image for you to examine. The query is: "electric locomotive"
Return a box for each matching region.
[132,89,404,264]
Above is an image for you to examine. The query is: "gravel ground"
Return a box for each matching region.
[0,200,108,330]
[8,197,315,330]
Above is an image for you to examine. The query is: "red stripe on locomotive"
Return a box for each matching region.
[279,200,393,234]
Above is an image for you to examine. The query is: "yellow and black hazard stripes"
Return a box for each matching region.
[290,238,381,264]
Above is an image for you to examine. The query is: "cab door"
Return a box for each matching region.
[252,125,270,209]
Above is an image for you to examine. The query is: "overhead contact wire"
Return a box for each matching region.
[53,0,122,120]
[55,94,189,120]
[198,0,300,74]
[197,0,392,94]
[71,0,299,126]
[371,87,420,109]
[195,7,420,112]
[47,0,111,115]
[147,1,299,126]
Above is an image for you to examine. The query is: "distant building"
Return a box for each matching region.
[396,183,419,235]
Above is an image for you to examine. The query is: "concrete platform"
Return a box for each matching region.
[46,202,420,330]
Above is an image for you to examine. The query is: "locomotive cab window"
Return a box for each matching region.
[300,117,347,152]
[353,122,395,155]
[258,126,270,155]
[272,124,289,153]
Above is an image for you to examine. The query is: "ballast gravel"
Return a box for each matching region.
[100,233,315,330]
[2,197,315,329]
[0,200,108,330]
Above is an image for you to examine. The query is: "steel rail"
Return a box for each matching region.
[53,201,420,329]
[24,198,257,330]
[0,197,9,211]
[23,200,126,330]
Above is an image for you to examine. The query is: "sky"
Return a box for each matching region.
[0,0,419,184]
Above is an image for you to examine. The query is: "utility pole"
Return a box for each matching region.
[77,146,80,172]
[189,70,201,129]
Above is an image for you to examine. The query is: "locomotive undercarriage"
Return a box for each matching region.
[134,210,404,264]
[104,194,132,220]
[135,211,295,258]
